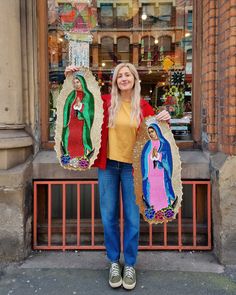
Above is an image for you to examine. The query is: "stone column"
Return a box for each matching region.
[0,1,23,125]
[0,0,34,261]
[211,154,236,264]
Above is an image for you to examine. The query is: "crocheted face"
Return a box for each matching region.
[148,127,158,140]
[73,77,83,91]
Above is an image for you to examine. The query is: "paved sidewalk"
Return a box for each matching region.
[0,251,236,295]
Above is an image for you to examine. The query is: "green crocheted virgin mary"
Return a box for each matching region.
[61,73,94,160]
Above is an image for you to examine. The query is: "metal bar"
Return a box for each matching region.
[163,221,167,246]
[48,184,52,248]
[182,181,210,185]
[34,245,106,250]
[178,207,182,251]
[193,183,197,246]
[33,180,212,251]
[33,245,211,251]
[77,184,81,246]
[149,223,153,247]
[62,184,66,251]
[33,182,38,247]
[207,182,212,248]
[34,180,98,185]
[91,183,95,246]
[139,245,212,250]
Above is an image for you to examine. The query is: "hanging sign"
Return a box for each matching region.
[133,117,182,224]
[54,67,103,170]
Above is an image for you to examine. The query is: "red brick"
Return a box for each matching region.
[208,142,218,152]
[221,144,231,154]
[230,16,236,26]
[207,125,217,134]
[223,126,236,136]
[230,145,236,155]
[229,87,236,97]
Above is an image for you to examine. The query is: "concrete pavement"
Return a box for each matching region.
[0,251,236,295]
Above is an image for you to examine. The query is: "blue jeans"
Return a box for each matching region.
[98,159,140,266]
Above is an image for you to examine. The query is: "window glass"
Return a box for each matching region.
[117,37,130,63]
[47,0,193,141]
[117,4,129,17]
[159,3,172,21]
[101,36,114,67]
[100,3,113,27]
[187,10,193,30]
[117,4,131,27]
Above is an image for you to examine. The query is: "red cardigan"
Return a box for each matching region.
[93,94,155,169]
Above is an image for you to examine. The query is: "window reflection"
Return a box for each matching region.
[48,0,193,141]
[100,3,113,28]
[117,37,130,63]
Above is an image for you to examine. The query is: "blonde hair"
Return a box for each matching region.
[108,63,142,127]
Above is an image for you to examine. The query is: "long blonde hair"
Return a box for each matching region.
[108,63,142,127]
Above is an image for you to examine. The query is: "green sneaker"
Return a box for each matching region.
[123,265,136,290]
[109,262,122,288]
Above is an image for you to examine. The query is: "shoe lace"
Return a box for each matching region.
[110,263,120,277]
[124,266,135,279]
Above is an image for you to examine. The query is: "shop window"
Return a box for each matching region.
[159,3,172,21]
[101,36,114,68]
[158,35,172,52]
[38,0,200,237]
[141,3,155,28]
[117,4,131,28]
[117,37,130,63]
[100,3,113,28]
[186,49,192,75]
[187,10,193,30]
[40,0,197,148]
[140,36,155,66]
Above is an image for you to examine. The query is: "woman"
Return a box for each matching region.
[141,124,175,213]
[65,63,170,290]
[61,73,94,160]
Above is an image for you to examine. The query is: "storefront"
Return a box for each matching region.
[0,0,235,264]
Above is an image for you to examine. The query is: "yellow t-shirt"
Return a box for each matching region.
[108,100,138,163]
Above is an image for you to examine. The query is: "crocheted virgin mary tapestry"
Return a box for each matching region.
[54,67,103,170]
[133,117,182,224]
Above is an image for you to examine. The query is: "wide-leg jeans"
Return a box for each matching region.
[98,159,140,266]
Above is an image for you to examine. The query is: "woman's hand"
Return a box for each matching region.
[64,66,80,77]
[156,110,171,122]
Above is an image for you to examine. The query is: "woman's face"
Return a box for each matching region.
[148,127,158,140]
[116,66,135,92]
[73,78,82,91]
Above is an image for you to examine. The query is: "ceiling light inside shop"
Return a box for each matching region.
[141,13,147,20]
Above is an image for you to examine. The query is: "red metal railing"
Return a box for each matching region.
[33,180,211,251]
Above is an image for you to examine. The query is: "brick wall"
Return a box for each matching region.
[201,0,236,155]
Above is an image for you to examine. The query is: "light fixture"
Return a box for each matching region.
[102,62,106,67]
[154,39,159,44]
[141,13,147,20]
[185,32,191,37]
